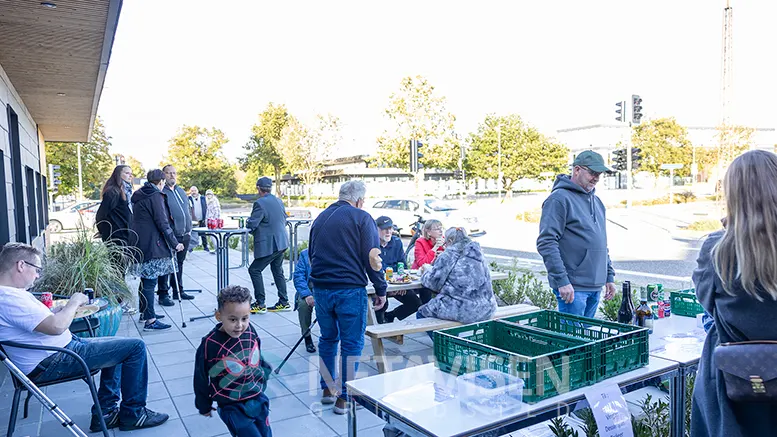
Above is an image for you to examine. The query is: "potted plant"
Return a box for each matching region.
[33,228,136,337]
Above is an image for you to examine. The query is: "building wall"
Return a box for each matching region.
[0,62,46,249]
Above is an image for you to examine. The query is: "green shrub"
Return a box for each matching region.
[489,261,528,306]
[685,219,722,231]
[284,240,309,260]
[676,191,696,203]
[515,209,543,223]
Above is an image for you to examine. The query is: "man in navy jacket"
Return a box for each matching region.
[308,180,385,414]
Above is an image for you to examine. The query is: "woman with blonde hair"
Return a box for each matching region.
[411,219,445,269]
[691,150,777,436]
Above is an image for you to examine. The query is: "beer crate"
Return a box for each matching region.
[670,289,705,317]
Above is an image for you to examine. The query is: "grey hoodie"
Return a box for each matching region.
[536,174,614,291]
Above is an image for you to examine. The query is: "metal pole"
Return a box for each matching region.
[626,121,633,208]
[669,168,675,204]
[497,125,502,199]
[77,143,83,200]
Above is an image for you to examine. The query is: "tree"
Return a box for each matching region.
[125,156,146,180]
[163,125,237,197]
[716,124,755,168]
[45,117,114,199]
[278,114,340,200]
[243,103,290,196]
[466,114,569,196]
[375,76,460,171]
[631,118,693,177]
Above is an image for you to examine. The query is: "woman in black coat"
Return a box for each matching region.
[129,169,184,331]
[96,165,134,270]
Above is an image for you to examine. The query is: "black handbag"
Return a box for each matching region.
[714,340,777,402]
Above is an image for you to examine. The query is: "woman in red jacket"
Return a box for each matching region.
[412,219,445,269]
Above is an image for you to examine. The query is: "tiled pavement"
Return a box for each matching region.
[0,249,437,437]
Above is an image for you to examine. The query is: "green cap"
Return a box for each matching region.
[573,150,613,173]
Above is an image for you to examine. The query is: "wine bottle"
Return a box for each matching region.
[617,281,635,325]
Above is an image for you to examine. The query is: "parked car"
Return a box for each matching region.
[49,201,101,231]
[367,198,484,236]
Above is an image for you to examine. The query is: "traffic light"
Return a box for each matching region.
[631,94,643,124]
[453,169,463,179]
[631,147,642,170]
[612,148,627,171]
[48,164,61,193]
[615,101,625,122]
[409,140,424,173]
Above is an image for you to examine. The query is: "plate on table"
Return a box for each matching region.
[52,300,100,319]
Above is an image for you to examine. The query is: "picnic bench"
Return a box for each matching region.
[365,303,540,373]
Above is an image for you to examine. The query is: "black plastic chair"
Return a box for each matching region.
[0,341,109,437]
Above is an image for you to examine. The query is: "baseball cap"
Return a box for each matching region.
[256,177,273,188]
[375,216,393,230]
[573,151,613,173]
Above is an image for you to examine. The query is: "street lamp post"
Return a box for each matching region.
[77,143,83,200]
[496,124,502,199]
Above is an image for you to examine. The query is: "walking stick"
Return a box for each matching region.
[274,318,317,374]
[170,249,187,328]
[0,349,91,437]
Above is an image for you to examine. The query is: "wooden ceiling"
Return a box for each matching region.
[0,0,122,142]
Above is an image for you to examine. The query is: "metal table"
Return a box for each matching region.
[286,218,311,279]
[191,227,251,292]
[346,359,680,437]
[228,215,251,270]
[648,315,705,437]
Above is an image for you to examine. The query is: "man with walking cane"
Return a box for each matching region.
[293,248,316,353]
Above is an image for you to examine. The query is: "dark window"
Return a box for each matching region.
[25,167,38,238]
[7,105,26,243]
[372,201,385,208]
[40,174,49,226]
[0,150,9,246]
[36,171,45,231]
[383,200,402,210]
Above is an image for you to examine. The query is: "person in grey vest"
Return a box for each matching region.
[536,151,616,317]
[157,165,195,306]
[246,177,290,313]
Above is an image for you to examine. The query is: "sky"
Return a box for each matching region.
[97,0,777,169]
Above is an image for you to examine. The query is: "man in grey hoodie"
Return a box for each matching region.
[157,165,195,306]
[536,151,616,318]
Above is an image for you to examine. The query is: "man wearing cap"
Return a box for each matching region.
[536,150,617,318]
[247,177,290,313]
[374,216,415,324]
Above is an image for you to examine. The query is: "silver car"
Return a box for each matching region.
[367,198,483,236]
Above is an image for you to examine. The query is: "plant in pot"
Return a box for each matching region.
[32,229,136,337]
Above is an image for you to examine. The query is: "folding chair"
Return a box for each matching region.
[0,341,109,437]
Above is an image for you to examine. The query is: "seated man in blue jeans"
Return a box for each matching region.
[0,243,169,432]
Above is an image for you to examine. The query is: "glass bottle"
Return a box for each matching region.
[617,281,635,325]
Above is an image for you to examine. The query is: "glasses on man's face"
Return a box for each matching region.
[23,260,42,274]
[581,166,602,178]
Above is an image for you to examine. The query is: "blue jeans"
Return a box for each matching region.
[32,335,148,420]
[553,289,601,319]
[313,287,367,401]
[218,393,272,437]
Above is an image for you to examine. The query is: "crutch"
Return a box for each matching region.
[0,349,90,437]
[274,318,318,374]
[170,249,187,328]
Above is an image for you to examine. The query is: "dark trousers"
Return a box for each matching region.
[248,250,288,306]
[296,295,314,337]
[196,220,209,251]
[375,289,433,323]
[158,234,191,299]
[217,393,272,437]
[138,277,159,320]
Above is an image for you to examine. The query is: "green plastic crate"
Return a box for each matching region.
[670,289,704,317]
[503,310,649,382]
[433,320,597,403]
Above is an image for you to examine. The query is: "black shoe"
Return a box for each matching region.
[139,313,165,322]
[118,408,169,431]
[385,311,396,324]
[267,302,291,312]
[178,292,195,300]
[90,408,119,432]
[158,296,174,307]
[143,320,172,331]
[305,337,317,353]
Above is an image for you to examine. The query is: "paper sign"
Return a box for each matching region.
[584,384,634,437]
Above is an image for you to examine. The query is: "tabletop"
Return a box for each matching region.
[648,314,706,367]
[366,271,509,295]
[347,359,679,437]
[192,227,251,234]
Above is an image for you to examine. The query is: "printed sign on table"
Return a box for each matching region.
[584,384,634,437]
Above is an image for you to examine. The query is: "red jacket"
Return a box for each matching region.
[412,237,444,269]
